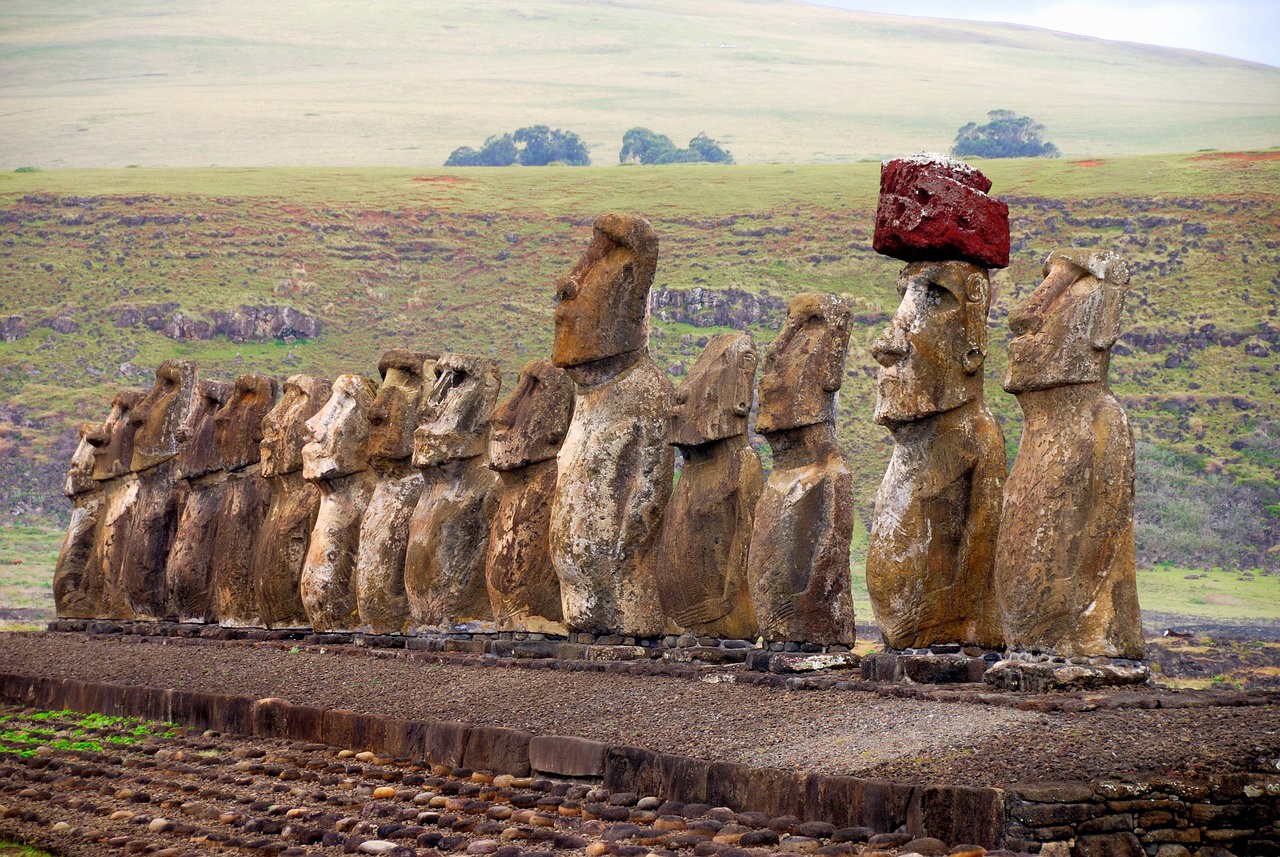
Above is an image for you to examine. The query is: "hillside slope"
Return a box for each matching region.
[1,154,1277,572]
[1,0,1278,167]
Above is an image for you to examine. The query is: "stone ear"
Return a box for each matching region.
[962,273,989,374]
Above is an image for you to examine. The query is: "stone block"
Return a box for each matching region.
[442,639,486,654]
[660,647,750,665]
[905,785,1003,850]
[423,720,470,768]
[1076,832,1144,857]
[461,726,532,776]
[803,774,864,829]
[603,745,663,796]
[1011,800,1096,826]
[900,655,986,684]
[514,642,586,660]
[1080,813,1137,834]
[860,779,916,834]
[529,735,608,778]
[705,760,754,811]
[584,645,649,661]
[873,154,1010,268]
[660,754,711,804]
[251,698,294,739]
[1009,781,1095,803]
[747,767,805,819]
[768,652,859,674]
[322,708,388,752]
[381,718,430,762]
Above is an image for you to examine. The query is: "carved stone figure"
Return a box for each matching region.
[300,374,379,632]
[247,374,329,628]
[356,350,437,634]
[655,333,762,640]
[996,249,1144,659]
[53,422,106,619]
[120,359,197,620]
[867,261,1006,651]
[405,354,502,631]
[212,375,279,626]
[549,214,674,637]
[747,293,856,646]
[485,360,574,635]
[88,391,144,620]
[165,379,232,623]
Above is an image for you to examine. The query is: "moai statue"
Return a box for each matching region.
[52,422,106,619]
[88,391,145,620]
[746,293,857,646]
[213,375,279,626]
[165,379,232,623]
[655,334,762,641]
[355,350,437,634]
[248,374,329,628]
[996,249,1144,659]
[121,359,198,620]
[485,360,574,635]
[300,374,379,632]
[405,354,502,631]
[549,214,675,638]
[866,154,1009,652]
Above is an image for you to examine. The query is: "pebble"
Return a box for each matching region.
[51,820,72,832]
[468,839,501,854]
[373,787,397,800]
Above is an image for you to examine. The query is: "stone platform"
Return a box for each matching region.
[983,653,1151,693]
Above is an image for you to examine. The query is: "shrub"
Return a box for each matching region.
[445,126,589,167]
[619,128,733,165]
[952,110,1060,159]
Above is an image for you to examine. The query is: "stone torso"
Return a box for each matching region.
[551,356,674,637]
[486,460,564,634]
[355,464,423,634]
[302,469,376,632]
[866,403,1004,650]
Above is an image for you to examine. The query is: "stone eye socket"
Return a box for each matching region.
[556,278,579,303]
[926,281,957,309]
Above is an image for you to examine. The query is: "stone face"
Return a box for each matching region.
[405,354,502,631]
[87,392,144,620]
[120,360,198,620]
[214,467,273,627]
[485,361,574,634]
[748,294,856,645]
[866,261,1005,650]
[53,423,106,619]
[996,250,1144,660]
[356,351,436,635]
[300,375,379,632]
[872,153,1010,269]
[249,375,330,628]
[656,334,762,639]
[214,374,278,473]
[165,380,232,623]
[550,215,674,637]
[552,213,658,368]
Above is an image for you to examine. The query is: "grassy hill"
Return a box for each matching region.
[1,153,1278,585]
[2,0,1279,168]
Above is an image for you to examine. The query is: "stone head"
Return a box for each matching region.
[413,353,502,468]
[1005,249,1130,394]
[129,359,198,472]
[489,360,575,472]
[668,333,758,448]
[259,374,332,478]
[303,374,379,482]
[367,349,437,467]
[176,379,233,480]
[214,374,279,472]
[89,391,144,481]
[756,293,852,434]
[552,214,658,370]
[871,260,992,426]
[65,423,99,497]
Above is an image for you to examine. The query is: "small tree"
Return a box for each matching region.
[619,128,733,165]
[445,126,589,167]
[952,110,1060,159]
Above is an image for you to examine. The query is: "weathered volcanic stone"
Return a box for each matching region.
[656,333,762,640]
[357,351,436,635]
[53,422,106,619]
[867,261,1005,651]
[247,375,329,629]
[87,391,144,620]
[550,214,674,637]
[997,249,1144,659]
[120,359,198,621]
[872,153,1010,269]
[747,293,856,646]
[485,360,574,635]
[405,353,502,631]
[165,379,232,623]
[300,374,379,632]
[206,374,279,625]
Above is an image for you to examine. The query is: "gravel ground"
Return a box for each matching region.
[5,634,1278,788]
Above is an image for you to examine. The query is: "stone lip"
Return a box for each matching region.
[872,153,1010,269]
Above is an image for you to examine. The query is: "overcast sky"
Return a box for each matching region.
[805,1,1280,67]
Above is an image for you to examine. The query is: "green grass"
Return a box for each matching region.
[2,0,1278,168]
[1135,564,1280,621]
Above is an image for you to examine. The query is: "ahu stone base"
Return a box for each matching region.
[984,654,1151,693]
[861,647,1000,684]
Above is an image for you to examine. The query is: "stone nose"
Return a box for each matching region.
[871,327,908,367]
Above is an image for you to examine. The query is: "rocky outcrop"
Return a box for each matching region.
[650,288,787,331]
[113,303,320,342]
